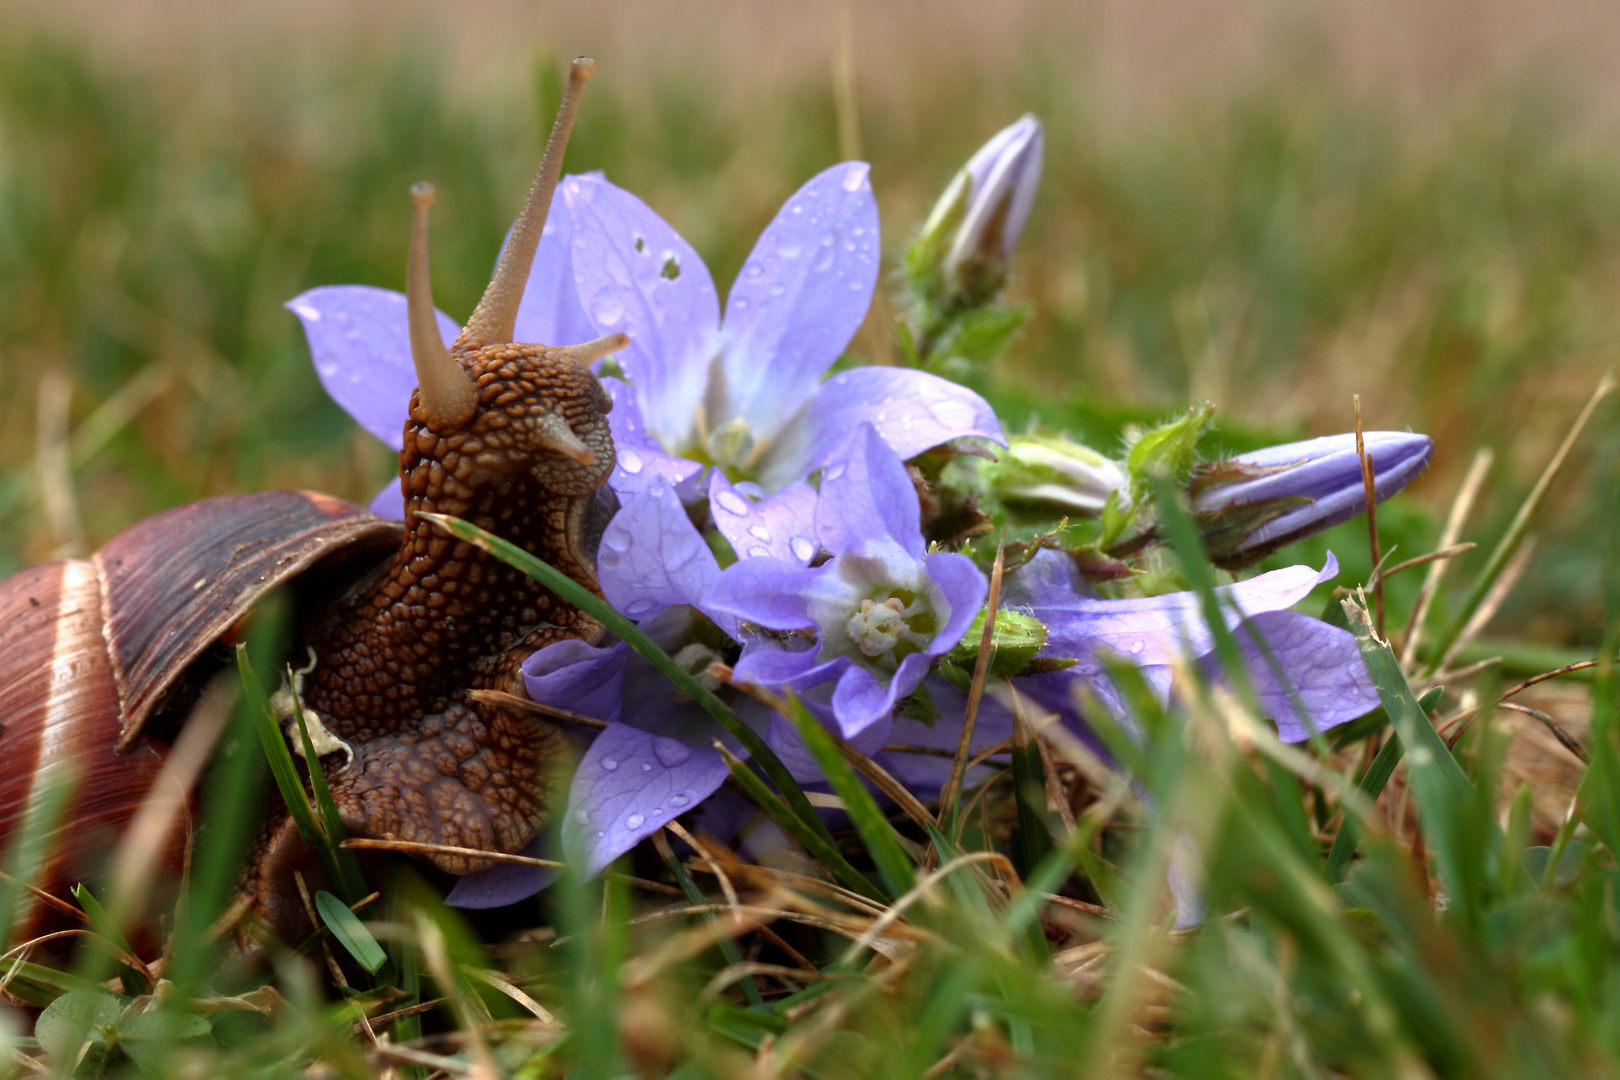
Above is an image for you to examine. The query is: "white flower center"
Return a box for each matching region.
[846,597,912,658]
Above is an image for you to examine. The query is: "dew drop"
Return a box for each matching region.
[748,524,772,541]
[852,226,865,237]
[770,283,786,297]
[602,529,630,553]
[592,294,625,325]
[625,600,655,618]
[618,447,643,474]
[626,812,645,829]
[668,793,691,808]
[901,414,915,430]
[825,462,846,481]
[596,830,605,838]
[842,167,865,192]
[849,279,864,291]
[746,263,765,279]
[653,738,691,767]
[651,806,664,817]
[790,536,815,562]
[813,234,838,272]
[641,762,652,772]
[1130,640,1145,655]
[574,809,590,824]
[292,303,321,321]
[601,757,619,772]
[716,491,750,516]
[733,297,750,312]
[748,546,771,558]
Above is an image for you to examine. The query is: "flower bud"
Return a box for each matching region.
[983,431,1127,518]
[913,115,1044,308]
[1191,431,1433,567]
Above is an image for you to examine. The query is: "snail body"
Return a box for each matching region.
[0,58,625,944]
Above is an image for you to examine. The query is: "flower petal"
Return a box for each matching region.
[369,480,404,521]
[877,678,1014,797]
[717,162,879,440]
[708,472,819,567]
[758,367,1005,490]
[598,479,727,630]
[830,653,931,737]
[731,639,844,692]
[565,174,719,452]
[287,285,458,450]
[444,835,560,909]
[922,552,990,658]
[600,377,705,498]
[704,557,824,632]
[505,182,598,349]
[561,721,731,879]
[814,423,925,562]
[521,639,630,724]
[1031,554,1341,670]
[765,702,892,783]
[1215,610,1381,741]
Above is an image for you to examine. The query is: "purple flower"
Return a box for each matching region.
[561,164,1005,517]
[914,115,1044,306]
[1190,431,1433,567]
[287,186,595,519]
[705,424,988,737]
[1001,548,1379,743]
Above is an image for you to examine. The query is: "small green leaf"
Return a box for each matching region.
[314,890,388,973]
[35,989,122,1062]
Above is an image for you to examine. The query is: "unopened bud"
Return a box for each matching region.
[1191,431,1433,567]
[984,431,1127,518]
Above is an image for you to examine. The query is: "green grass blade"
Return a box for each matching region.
[656,834,765,1008]
[238,644,321,848]
[287,679,368,904]
[68,885,143,996]
[1323,685,1446,883]
[784,693,915,897]
[314,890,387,974]
[713,743,885,903]
[419,511,838,853]
[1009,715,1053,881]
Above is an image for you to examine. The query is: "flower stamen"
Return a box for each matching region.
[847,597,912,658]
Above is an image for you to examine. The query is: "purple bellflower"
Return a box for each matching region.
[288,186,596,519]
[561,164,1005,516]
[999,548,1380,744]
[705,424,988,738]
[1191,431,1433,568]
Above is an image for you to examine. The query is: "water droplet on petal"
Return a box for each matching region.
[1130,640,1145,655]
[842,167,865,192]
[669,793,691,808]
[641,762,652,772]
[813,234,838,272]
[901,414,915,430]
[746,263,764,278]
[825,462,846,481]
[852,226,865,238]
[748,546,770,558]
[596,830,605,838]
[653,738,691,767]
[602,529,629,553]
[574,809,590,824]
[601,757,618,772]
[626,812,645,829]
[770,283,786,297]
[790,536,815,562]
[748,524,771,541]
[293,304,321,321]
[716,491,750,516]
[592,294,625,325]
[618,447,643,474]
[733,297,750,312]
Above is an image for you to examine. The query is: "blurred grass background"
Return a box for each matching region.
[1,0,1618,647]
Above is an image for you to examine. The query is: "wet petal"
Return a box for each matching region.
[368,480,404,521]
[287,285,458,450]
[600,377,705,498]
[718,162,879,440]
[814,424,925,562]
[521,639,630,725]
[704,557,825,632]
[731,639,843,692]
[830,653,932,737]
[708,472,819,566]
[598,479,728,632]
[758,367,1005,491]
[561,722,730,879]
[565,174,719,453]
[1216,610,1381,741]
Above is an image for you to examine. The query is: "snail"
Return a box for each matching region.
[0,57,625,945]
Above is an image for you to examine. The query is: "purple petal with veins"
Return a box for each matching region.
[521,639,630,725]
[598,479,731,634]
[287,285,458,451]
[830,654,934,737]
[877,677,1014,796]
[1214,610,1380,741]
[709,472,819,566]
[765,704,892,783]
[565,174,719,453]
[445,835,560,909]
[814,424,926,562]
[369,480,405,521]
[561,721,731,879]
[759,366,1006,490]
[600,377,704,498]
[718,162,879,440]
